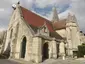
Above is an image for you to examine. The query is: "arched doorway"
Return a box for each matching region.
[42,43,49,60]
[21,37,26,58]
[57,43,59,58]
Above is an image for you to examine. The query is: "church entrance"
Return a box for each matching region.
[21,37,26,58]
[42,43,49,60]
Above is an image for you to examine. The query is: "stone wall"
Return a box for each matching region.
[0,30,7,53]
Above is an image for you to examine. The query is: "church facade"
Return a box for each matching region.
[3,3,83,63]
[52,8,81,57]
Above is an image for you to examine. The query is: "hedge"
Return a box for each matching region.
[78,44,85,57]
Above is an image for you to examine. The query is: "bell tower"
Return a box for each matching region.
[66,13,81,56]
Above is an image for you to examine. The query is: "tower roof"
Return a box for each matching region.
[52,6,59,23]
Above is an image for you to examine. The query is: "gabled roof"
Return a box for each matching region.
[20,6,54,32]
[19,6,62,39]
[53,19,66,30]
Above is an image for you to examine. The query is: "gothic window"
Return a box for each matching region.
[10,29,13,39]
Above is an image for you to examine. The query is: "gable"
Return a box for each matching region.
[38,24,49,36]
[20,6,54,33]
[19,6,62,39]
[9,10,16,26]
[8,6,21,29]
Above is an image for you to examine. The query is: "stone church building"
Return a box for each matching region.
[3,3,82,63]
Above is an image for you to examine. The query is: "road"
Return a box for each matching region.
[0,59,21,64]
[0,59,85,64]
[41,59,85,64]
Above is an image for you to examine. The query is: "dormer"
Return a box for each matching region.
[37,22,49,36]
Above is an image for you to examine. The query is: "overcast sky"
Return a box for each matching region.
[0,0,85,33]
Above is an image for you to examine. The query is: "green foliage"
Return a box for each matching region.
[78,44,85,57]
[82,43,85,45]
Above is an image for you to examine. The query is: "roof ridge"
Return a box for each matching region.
[19,5,62,39]
[20,6,51,22]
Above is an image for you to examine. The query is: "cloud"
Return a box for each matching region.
[0,28,6,31]
[20,0,35,9]
[0,0,19,31]
[0,0,71,31]
[31,0,71,21]
[46,0,85,33]
[34,0,71,8]
[9,0,19,3]
[0,0,85,33]
[0,8,5,11]
[69,0,85,32]
[20,0,71,15]
[45,8,71,21]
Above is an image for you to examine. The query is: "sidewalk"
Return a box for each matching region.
[8,58,35,64]
[8,58,85,64]
[76,58,85,60]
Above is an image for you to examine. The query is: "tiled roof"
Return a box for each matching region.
[20,6,62,39]
[20,6,54,32]
[53,19,66,30]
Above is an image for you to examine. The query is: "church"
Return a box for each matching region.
[3,3,82,63]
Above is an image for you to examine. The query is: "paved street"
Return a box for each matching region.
[0,59,85,64]
[0,59,21,64]
[41,59,85,64]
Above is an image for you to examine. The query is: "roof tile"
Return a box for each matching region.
[20,6,54,32]
[53,19,66,30]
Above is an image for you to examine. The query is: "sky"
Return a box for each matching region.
[0,0,85,32]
